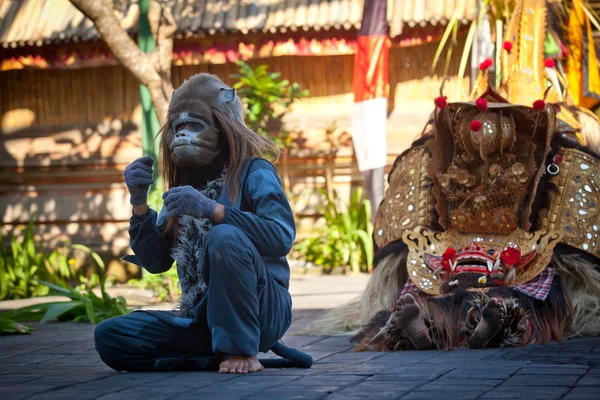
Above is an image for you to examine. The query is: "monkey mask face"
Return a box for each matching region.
[164,73,246,168]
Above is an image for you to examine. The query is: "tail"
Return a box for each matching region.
[154,341,312,371]
[300,242,408,336]
[259,341,313,368]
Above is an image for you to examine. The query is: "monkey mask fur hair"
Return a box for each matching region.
[159,73,279,231]
[157,73,280,315]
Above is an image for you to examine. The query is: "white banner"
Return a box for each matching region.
[351,97,388,171]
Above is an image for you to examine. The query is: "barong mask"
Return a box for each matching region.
[375,85,600,296]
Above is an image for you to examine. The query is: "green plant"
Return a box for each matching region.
[0,212,79,301]
[0,315,35,335]
[295,188,374,274]
[5,245,129,324]
[147,179,165,214]
[230,60,309,144]
[128,266,180,303]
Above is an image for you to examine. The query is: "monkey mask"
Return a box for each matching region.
[164,73,246,169]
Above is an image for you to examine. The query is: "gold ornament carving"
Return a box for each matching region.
[402,226,563,296]
[538,147,600,258]
[374,146,435,249]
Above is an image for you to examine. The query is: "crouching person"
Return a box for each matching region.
[94,74,294,374]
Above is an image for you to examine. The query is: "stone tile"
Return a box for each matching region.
[428,378,504,387]
[563,387,600,400]
[385,364,455,375]
[0,373,42,385]
[294,375,367,385]
[258,384,343,397]
[503,374,581,387]
[362,378,426,391]
[575,374,600,386]
[367,374,441,381]
[24,389,102,400]
[516,367,588,376]
[0,386,64,400]
[402,387,488,400]
[327,386,407,400]
[481,385,570,399]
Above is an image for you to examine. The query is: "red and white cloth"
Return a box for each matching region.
[400,267,556,301]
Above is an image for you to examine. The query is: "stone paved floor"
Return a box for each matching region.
[2,308,600,400]
[1,274,600,400]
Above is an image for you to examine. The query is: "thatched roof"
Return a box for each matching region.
[0,0,476,48]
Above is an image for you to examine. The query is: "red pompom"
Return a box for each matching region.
[503,41,513,52]
[500,247,521,266]
[544,58,556,68]
[470,120,482,131]
[434,96,447,109]
[533,99,545,111]
[479,58,493,70]
[441,248,457,271]
[476,98,488,112]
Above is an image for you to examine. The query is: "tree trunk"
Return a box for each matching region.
[69,0,175,126]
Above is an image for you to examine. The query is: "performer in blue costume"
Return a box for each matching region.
[94,73,311,374]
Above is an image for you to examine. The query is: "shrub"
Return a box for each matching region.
[5,244,130,324]
[128,266,180,303]
[0,212,78,300]
[230,60,308,146]
[295,188,374,273]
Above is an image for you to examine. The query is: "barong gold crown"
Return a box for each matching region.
[374,87,599,295]
[375,0,600,295]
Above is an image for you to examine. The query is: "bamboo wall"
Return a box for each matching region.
[0,40,468,278]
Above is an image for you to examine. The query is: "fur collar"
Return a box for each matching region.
[170,170,226,317]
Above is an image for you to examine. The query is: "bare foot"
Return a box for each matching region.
[468,298,505,349]
[391,294,432,350]
[218,355,264,374]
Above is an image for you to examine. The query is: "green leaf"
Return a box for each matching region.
[71,244,105,271]
[40,302,82,323]
[37,278,82,300]
[82,296,96,324]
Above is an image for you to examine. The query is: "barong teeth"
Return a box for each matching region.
[487,260,494,272]
[450,260,457,271]
[449,279,459,286]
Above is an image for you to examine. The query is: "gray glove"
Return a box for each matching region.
[124,156,154,206]
[162,186,217,220]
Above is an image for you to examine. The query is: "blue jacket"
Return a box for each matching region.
[123,157,295,290]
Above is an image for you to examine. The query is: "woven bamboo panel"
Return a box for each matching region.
[0,45,468,272]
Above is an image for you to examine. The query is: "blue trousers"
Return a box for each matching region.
[94,225,293,372]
